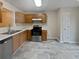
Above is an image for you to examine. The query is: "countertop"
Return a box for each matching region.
[0,25,32,43]
[0,24,47,43]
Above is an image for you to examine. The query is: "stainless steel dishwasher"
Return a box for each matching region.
[0,37,13,59]
[0,44,3,59]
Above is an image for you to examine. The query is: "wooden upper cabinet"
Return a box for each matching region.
[15,12,25,23]
[32,13,47,23]
[0,9,2,22]
[41,13,47,23]
[24,14,33,23]
[0,8,13,27]
[25,13,47,23]
[32,14,41,19]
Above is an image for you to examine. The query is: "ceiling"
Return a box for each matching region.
[6,0,79,12]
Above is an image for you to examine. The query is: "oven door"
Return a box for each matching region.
[32,27,42,36]
[32,36,41,42]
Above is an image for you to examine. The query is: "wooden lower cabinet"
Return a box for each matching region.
[27,30,32,41]
[13,34,20,52]
[12,30,47,52]
[12,31,27,53]
[20,31,27,45]
[41,30,47,41]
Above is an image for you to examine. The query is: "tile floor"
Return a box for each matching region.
[12,40,79,59]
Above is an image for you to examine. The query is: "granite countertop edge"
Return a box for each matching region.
[0,27,31,43]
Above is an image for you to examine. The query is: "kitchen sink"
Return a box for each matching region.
[1,30,20,35]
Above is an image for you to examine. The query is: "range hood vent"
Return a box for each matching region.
[32,18,42,21]
[32,18,42,23]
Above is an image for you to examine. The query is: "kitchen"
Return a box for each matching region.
[0,0,79,59]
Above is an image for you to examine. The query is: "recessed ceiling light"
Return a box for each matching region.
[34,0,42,7]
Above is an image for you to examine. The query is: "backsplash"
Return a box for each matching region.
[16,23,48,30]
[0,23,47,33]
[0,27,9,33]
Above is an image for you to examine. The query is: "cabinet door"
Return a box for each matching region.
[27,30,32,41]
[20,31,27,45]
[41,14,47,23]
[0,9,2,22]
[13,34,20,52]
[15,12,25,23]
[25,14,32,23]
[32,14,41,19]
[42,30,47,41]
[23,31,27,41]
[19,33,23,45]
[0,8,12,27]
[20,32,25,45]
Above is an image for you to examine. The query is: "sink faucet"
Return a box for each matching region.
[8,24,11,34]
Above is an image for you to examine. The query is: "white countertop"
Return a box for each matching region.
[0,24,47,41]
[0,26,32,41]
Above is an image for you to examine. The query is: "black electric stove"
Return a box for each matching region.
[31,25,42,36]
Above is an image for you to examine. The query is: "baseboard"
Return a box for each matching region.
[59,40,79,44]
[47,37,59,41]
[67,41,79,44]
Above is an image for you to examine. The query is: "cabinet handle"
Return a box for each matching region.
[4,41,8,44]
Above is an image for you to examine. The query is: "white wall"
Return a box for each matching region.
[46,11,58,39]
[58,7,79,43]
